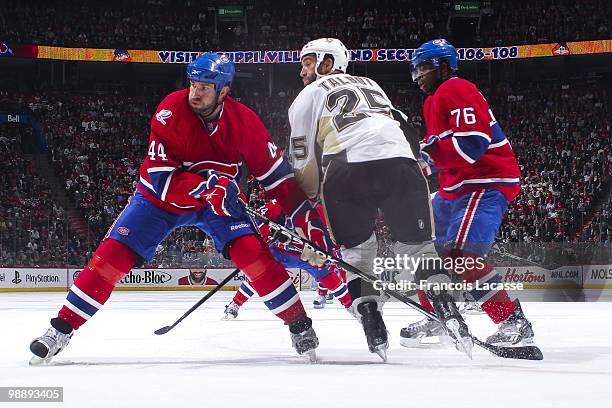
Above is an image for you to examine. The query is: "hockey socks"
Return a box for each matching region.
[59,239,136,330]
[230,235,306,324]
[318,272,352,308]
[418,252,517,324]
[460,258,516,324]
[232,281,256,306]
[416,289,435,313]
[317,282,329,297]
[326,261,347,288]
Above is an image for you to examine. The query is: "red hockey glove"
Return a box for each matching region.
[290,206,331,267]
[201,173,246,218]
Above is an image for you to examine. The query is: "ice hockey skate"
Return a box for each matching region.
[289,316,319,362]
[399,316,452,348]
[459,300,484,315]
[486,300,535,347]
[356,301,389,362]
[429,291,473,359]
[29,318,73,365]
[222,301,240,320]
[312,294,326,309]
[459,292,484,315]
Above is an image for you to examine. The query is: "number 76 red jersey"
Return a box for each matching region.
[422,77,521,201]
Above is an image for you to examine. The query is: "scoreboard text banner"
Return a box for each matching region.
[1,40,610,64]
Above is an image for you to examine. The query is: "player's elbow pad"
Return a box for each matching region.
[455,136,489,163]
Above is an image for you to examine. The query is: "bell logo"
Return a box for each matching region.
[12,270,22,284]
[155,109,173,125]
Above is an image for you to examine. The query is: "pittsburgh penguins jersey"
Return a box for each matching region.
[288,73,416,199]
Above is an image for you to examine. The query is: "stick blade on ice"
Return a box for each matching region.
[154,326,172,335]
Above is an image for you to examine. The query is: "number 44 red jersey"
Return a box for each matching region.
[136,89,309,215]
[422,77,521,201]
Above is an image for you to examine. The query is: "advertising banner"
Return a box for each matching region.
[0,268,67,292]
[0,112,32,125]
[1,265,608,297]
[501,265,583,289]
[2,40,609,64]
[67,268,311,291]
[583,265,612,289]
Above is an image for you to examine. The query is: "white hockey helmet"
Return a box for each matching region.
[300,38,350,79]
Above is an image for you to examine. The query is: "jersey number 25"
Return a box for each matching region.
[326,87,391,132]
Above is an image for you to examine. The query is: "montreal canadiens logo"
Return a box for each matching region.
[117,227,130,236]
[552,43,570,56]
[155,109,172,125]
[219,54,230,63]
[432,39,446,46]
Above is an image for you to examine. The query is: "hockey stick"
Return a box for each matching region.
[244,205,543,361]
[154,268,241,335]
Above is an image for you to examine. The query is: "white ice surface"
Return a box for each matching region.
[1,291,610,408]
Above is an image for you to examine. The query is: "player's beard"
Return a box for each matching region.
[191,274,205,283]
[302,71,317,86]
[189,96,222,121]
[418,74,439,95]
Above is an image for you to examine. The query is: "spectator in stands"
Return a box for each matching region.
[4,0,609,52]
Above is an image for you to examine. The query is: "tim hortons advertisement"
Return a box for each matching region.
[501,266,582,288]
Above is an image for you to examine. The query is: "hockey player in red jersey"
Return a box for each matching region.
[223,200,352,319]
[401,39,535,348]
[29,53,330,363]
